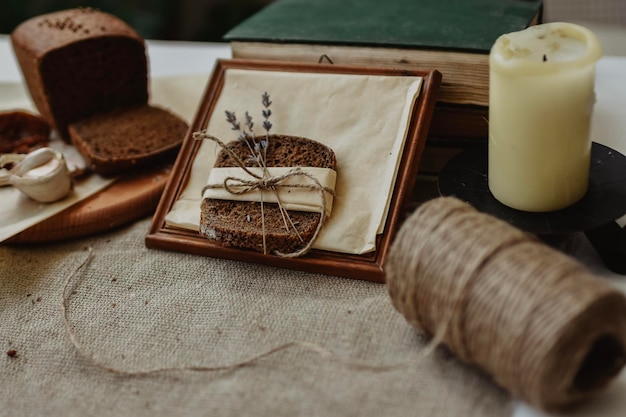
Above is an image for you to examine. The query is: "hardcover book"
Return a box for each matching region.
[224,0,543,107]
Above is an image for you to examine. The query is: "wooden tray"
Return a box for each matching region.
[7,165,171,244]
[146,59,441,282]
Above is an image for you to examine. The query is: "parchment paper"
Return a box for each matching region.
[165,69,422,254]
[203,166,337,216]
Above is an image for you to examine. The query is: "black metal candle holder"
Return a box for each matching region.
[438,142,626,274]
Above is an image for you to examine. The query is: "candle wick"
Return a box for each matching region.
[543,54,548,62]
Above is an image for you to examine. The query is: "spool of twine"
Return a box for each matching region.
[386,197,626,411]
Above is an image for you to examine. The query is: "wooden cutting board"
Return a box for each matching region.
[7,165,172,244]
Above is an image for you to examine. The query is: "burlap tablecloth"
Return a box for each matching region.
[0,215,510,417]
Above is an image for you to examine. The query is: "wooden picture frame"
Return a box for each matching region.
[146,59,441,282]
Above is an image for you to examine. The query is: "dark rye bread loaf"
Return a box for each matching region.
[11,8,148,139]
[68,104,188,176]
[200,135,336,254]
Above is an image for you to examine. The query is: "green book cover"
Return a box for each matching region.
[224,0,543,53]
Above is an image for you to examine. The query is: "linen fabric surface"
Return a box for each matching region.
[1,216,509,417]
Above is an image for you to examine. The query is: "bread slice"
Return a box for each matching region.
[68,104,188,176]
[200,134,336,254]
[11,8,148,139]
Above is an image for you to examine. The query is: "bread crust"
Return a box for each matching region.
[0,111,51,154]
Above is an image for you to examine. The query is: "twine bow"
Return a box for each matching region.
[194,130,335,258]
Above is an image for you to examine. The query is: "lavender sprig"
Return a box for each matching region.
[224,110,259,166]
[225,111,241,131]
[262,93,272,136]
[244,111,254,131]
[262,92,272,108]
[224,93,274,169]
[261,92,272,162]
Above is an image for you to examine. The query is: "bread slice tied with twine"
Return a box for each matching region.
[198,134,336,257]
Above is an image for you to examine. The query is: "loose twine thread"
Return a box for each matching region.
[194,130,334,258]
[386,196,626,411]
[61,248,426,377]
[60,195,626,412]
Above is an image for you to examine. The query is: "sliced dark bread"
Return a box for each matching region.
[11,8,148,139]
[200,134,336,254]
[68,104,188,176]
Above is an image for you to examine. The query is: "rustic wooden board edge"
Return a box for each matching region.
[7,165,172,244]
[146,58,441,282]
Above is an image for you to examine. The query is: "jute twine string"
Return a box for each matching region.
[61,249,332,376]
[386,196,626,411]
[61,249,421,378]
[194,131,334,258]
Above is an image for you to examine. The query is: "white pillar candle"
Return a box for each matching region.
[488,22,602,212]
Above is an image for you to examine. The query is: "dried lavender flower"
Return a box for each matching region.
[244,111,254,131]
[225,110,237,123]
[225,111,240,131]
[262,93,272,135]
[224,92,274,169]
[262,92,272,108]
